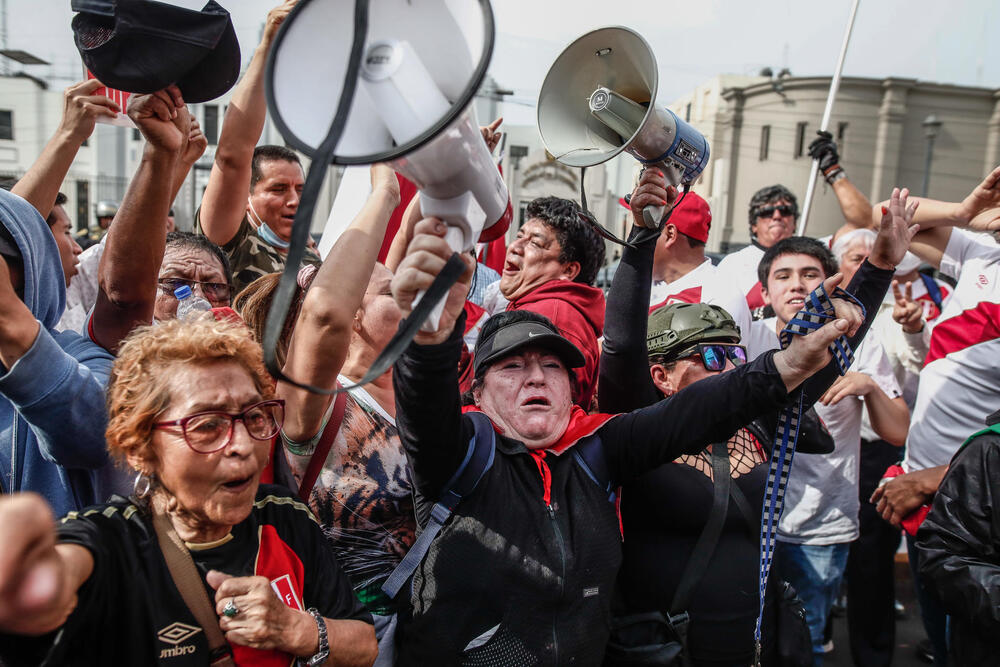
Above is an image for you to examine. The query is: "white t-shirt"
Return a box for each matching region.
[750,318,902,545]
[903,229,1000,472]
[716,244,767,315]
[858,274,951,442]
[648,258,757,356]
[56,235,105,333]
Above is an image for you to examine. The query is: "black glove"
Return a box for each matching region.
[807,130,845,184]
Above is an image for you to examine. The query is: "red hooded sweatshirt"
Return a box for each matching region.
[507,279,606,409]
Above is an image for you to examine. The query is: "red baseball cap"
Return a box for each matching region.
[668,192,711,243]
[618,191,712,243]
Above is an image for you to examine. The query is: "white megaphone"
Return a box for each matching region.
[538,26,710,227]
[266,0,510,330]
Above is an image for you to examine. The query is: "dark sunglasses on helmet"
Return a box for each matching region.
[756,204,795,219]
[674,343,748,372]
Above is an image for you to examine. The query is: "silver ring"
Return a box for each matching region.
[223,598,239,618]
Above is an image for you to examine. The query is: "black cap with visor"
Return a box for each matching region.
[473,320,585,378]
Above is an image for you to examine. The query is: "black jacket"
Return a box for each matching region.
[597,232,891,663]
[917,409,1000,667]
[392,314,797,665]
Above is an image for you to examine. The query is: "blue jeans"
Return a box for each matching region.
[776,541,850,666]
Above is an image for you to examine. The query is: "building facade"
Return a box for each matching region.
[668,75,1000,252]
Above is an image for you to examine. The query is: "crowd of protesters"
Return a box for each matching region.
[0,3,999,667]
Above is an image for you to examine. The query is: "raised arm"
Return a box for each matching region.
[11,80,119,218]
[807,131,874,243]
[598,168,673,413]
[280,165,400,441]
[391,218,476,503]
[199,1,296,247]
[92,88,187,353]
[0,494,94,636]
[383,193,421,273]
[171,116,208,204]
[603,304,861,482]
[874,169,1000,268]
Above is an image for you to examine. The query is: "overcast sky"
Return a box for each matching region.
[6,0,998,127]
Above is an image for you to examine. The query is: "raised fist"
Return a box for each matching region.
[808,130,844,184]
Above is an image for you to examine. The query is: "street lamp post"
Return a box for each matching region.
[922,114,943,197]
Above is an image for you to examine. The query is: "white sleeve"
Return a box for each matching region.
[856,341,902,399]
[939,229,1000,280]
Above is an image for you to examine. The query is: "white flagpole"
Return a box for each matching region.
[796,0,861,237]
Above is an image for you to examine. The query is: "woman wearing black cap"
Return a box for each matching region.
[385,213,866,666]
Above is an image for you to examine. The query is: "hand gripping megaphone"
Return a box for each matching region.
[267,0,510,331]
[537,26,710,227]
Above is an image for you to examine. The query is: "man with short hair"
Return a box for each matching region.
[498,196,606,408]
[196,2,320,296]
[646,191,754,353]
[748,234,909,665]
[719,132,873,318]
[44,193,82,288]
[716,184,799,317]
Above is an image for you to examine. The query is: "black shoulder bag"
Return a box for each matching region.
[604,443,731,667]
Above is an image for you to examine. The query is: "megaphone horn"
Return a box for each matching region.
[267,0,509,334]
[537,26,710,227]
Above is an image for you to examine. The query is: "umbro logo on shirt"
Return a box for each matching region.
[977,274,989,288]
[157,622,201,658]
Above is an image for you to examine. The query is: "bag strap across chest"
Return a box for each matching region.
[382,411,614,600]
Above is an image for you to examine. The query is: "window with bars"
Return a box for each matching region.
[0,110,12,140]
[795,122,808,158]
[204,105,219,146]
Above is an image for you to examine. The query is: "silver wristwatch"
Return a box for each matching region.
[301,607,329,667]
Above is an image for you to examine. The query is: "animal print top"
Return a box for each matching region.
[282,380,414,613]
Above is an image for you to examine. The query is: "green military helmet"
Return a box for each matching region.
[647,302,740,359]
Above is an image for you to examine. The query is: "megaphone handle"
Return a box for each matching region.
[413,225,469,333]
[642,204,665,227]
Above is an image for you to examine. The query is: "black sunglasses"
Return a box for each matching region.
[755,204,795,219]
[673,343,748,372]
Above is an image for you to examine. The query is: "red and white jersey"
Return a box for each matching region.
[903,230,1000,472]
[648,259,756,356]
[716,243,767,314]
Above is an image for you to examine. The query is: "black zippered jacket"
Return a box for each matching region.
[392,313,797,665]
[917,410,1000,666]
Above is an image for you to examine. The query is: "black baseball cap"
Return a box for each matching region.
[473,319,585,377]
[72,0,241,103]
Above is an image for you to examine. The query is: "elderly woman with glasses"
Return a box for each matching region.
[0,318,376,667]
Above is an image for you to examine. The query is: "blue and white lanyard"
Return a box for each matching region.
[754,284,865,665]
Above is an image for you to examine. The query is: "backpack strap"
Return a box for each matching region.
[298,387,347,502]
[919,272,943,311]
[382,411,497,600]
[572,434,615,502]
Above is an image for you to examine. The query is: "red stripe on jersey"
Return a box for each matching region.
[649,286,703,313]
[230,525,308,666]
[925,301,1000,366]
[745,282,766,310]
